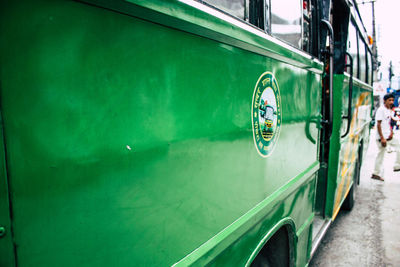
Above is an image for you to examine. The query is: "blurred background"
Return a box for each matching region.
[357,0,400,107]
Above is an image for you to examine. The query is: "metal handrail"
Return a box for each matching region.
[342,52,354,138]
[321,19,334,141]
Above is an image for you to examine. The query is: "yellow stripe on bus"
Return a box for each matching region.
[342,96,370,200]
[332,92,368,220]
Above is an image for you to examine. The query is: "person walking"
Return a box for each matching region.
[372,93,400,181]
[387,106,399,152]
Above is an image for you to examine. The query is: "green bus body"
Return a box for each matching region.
[325,76,371,219]
[0,0,372,266]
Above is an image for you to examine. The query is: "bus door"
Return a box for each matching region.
[316,0,353,221]
[0,113,15,266]
[315,1,334,219]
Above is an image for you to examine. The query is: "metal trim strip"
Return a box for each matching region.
[310,219,332,259]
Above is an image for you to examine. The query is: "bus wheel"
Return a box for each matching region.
[342,183,355,211]
[343,142,362,211]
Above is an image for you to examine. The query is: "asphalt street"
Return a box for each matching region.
[309,129,400,266]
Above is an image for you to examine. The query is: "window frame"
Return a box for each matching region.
[196,0,318,56]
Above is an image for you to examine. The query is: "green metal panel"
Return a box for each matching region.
[325,74,372,218]
[175,165,318,266]
[0,1,322,266]
[0,112,15,267]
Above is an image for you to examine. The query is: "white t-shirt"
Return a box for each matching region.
[375,106,392,139]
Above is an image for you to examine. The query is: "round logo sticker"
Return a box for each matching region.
[251,72,282,157]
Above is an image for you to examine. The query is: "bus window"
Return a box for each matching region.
[200,0,266,31]
[270,0,302,48]
[202,0,247,21]
[359,34,367,82]
[367,49,372,84]
[370,53,374,84]
[347,21,359,78]
[365,45,369,84]
[302,0,312,52]
[249,0,266,30]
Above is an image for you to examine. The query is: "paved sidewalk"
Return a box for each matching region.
[364,129,400,265]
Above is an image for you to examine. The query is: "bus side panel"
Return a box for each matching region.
[326,75,371,218]
[204,176,317,267]
[0,1,321,266]
[0,116,15,267]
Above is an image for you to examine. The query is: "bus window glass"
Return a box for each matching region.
[202,0,246,20]
[249,0,265,30]
[347,21,358,78]
[303,0,315,53]
[370,53,374,84]
[367,49,372,84]
[270,0,302,48]
[359,35,367,82]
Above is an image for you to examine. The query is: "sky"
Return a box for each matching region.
[358,0,400,85]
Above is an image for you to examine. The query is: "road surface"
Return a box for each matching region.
[310,130,400,266]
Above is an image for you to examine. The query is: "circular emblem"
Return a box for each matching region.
[251,72,282,157]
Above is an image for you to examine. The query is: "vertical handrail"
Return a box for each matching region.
[321,19,334,140]
[342,52,353,138]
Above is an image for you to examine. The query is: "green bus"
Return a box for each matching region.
[0,0,373,266]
